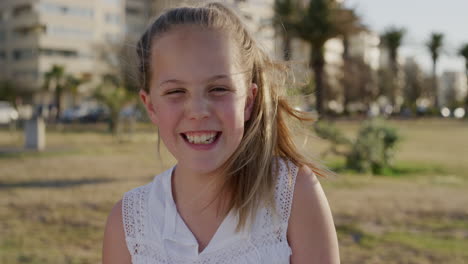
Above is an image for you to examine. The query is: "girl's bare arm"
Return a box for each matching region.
[288,166,340,264]
[102,200,132,264]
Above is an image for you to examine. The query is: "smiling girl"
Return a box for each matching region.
[102,2,339,263]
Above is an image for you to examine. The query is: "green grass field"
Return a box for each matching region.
[1,119,467,264]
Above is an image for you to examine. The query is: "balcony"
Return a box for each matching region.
[11,10,40,28]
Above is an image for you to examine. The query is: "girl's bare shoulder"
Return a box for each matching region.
[102,200,132,264]
[287,165,340,264]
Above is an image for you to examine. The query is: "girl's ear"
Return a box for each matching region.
[139,90,159,125]
[244,83,258,121]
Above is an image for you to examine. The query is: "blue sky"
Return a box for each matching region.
[344,0,468,74]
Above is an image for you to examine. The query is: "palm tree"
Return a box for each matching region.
[273,0,299,60]
[459,44,468,116]
[43,65,87,121]
[426,32,444,109]
[380,27,406,109]
[0,79,18,104]
[43,65,66,120]
[337,8,365,115]
[94,74,135,134]
[295,0,359,117]
[64,75,87,107]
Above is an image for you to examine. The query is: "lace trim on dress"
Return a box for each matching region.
[122,184,152,257]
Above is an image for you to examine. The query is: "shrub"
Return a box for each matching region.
[313,118,400,174]
[346,119,399,174]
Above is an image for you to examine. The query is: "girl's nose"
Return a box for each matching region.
[186,95,210,120]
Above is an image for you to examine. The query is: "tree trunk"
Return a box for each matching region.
[433,60,439,109]
[342,36,350,116]
[465,71,468,118]
[390,60,398,109]
[109,111,120,134]
[283,34,291,61]
[389,48,399,111]
[55,86,62,121]
[310,44,325,118]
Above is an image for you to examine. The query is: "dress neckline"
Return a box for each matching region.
[160,166,247,258]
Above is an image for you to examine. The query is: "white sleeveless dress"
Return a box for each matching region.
[122,159,298,264]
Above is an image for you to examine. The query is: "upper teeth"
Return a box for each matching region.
[185,132,217,144]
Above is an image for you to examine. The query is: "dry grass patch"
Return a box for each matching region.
[1,119,467,263]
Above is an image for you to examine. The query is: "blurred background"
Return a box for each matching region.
[0,0,467,263]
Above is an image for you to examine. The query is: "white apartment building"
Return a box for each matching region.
[131,0,278,58]
[125,0,152,43]
[439,71,467,107]
[0,0,125,96]
[348,30,380,71]
[231,0,277,58]
[0,0,279,90]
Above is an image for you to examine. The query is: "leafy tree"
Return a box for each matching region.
[0,80,18,104]
[65,75,87,107]
[273,0,300,60]
[459,43,468,116]
[295,0,360,117]
[340,11,366,115]
[346,119,399,174]
[43,65,87,120]
[314,119,400,174]
[381,27,406,109]
[403,58,424,112]
[93,38,141,134]
[95,40,139,93]
[43,65,66,120]
[426,32,444,108]
[342,55,376,115]
[94,74,136,134]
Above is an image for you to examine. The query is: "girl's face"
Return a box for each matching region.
[140,26,257,176]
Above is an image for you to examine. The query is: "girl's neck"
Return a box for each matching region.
[171,165,229,214]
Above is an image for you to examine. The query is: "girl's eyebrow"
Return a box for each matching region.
[158,74,232,88]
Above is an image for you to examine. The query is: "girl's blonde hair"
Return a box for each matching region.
[136,2,327,231]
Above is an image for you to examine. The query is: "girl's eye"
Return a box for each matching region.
[210,87,229,93]
[165,89,185,95]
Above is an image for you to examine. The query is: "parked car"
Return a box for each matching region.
[120,104,144,121]
[79,106,109,123]
[0,101,19,125]
[61,104,109,123]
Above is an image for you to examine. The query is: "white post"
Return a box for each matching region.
[25,117,46,151]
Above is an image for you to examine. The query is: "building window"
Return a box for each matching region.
[105,13,121,25]
[105,33,122,43]
[12,25,45,39]
[38,3,94,18]
[39,48,78,58]
[102,0,122,5]
[46,25,93,39]
[13,4,33,17]
[13,70,38,80]
[38,2,62,15]
[13,49,36,61]
[0,50,6,60]
[68,6,94,18]
[125,7,140,16]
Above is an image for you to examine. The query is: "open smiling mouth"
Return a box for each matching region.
[180,131,222,145]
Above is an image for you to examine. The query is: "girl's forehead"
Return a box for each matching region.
[149,26,245,86]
